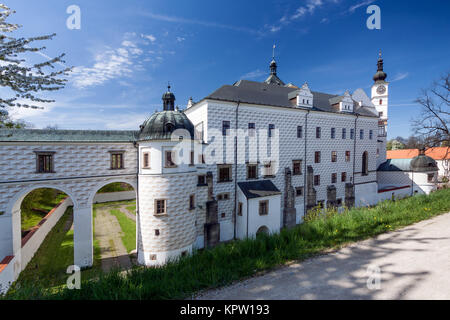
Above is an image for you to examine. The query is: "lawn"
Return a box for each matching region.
[109,208,136,253]
[21,190,68,232]
[4,188,450,300]
[15,206,103,291]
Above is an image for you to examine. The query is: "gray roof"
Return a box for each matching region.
[238,180,281,199]
[0,129,138,142]
[138,110,195,141]
[377,159,412,172]
[377,157,438,172]
[205,80,378,118]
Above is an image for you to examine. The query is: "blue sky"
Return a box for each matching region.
[5,0,450,139]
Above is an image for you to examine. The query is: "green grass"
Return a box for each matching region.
[21,190,67,232]
[15,207,75,288]
[4,188,450,300]
[126,202,136,215]
[109,209,136,253]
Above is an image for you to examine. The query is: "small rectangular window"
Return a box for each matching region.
[218,165,232,182]
[293,160,302,175]
[238,202,243,216]
[110,152,124,170]
[345,151,351,162]
[248,123,256,137]
[350,129,354,140]
[222,121,230,136]
[331,151,337,163]
[428,173,434,183]
[315,151,321,163]
[155,199,166,215]
[190,151,195,166]
[295,187,304,197]
[369,130,373,140]
[331,128,336,139]
[259,200,269,216]
[342,128,346,139]
[198,175,206,186]
[341,172,347,182]
[165,150,177,168]
[297,126,303,138]
[36,152,55,173]
[360,129,364,140]
[331,173,337,184]
[143,152,150,168]
[247,164,258,179]
[316,127,321,139]
[268,124,275,138]
[314,175,320,186]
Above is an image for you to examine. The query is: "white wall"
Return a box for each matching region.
[93,191,136,203]
[236,188,281,239]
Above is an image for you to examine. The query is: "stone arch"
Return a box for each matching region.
[256,225,269,236]
[5,183,79,278]
[87,178,137,205]
[86,178,138,267]
[8,184,79,215]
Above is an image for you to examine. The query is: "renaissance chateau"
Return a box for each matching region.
[0,53,439,290]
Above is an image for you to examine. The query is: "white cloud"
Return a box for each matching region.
[71,36,149,89]
[391,72,409,82]
[141,34,156,42]
[348,0,376,13]
[176,36,185,42]
[240,69,266,80]
[292,0,323,19]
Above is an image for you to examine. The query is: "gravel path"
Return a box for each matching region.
[94,206,132,272]
[195,212,450,300]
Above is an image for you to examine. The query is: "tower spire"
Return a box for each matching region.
[373,50,387,82]
[162,83,175,111]
[270,44,277,75]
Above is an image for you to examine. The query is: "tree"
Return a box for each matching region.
[0,108,30,128]
[413,72,450,148]
[387,139,405,150]
[0,4,71,112]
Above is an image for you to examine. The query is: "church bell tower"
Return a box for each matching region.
[371,51,389,167]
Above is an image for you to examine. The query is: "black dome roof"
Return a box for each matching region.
[138,110,195,141]
[410,154,438,172]
[373,53,387,82]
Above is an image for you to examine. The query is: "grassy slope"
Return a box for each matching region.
[14,206,103,291]
[4,188,450,300]
[21,193,67,231]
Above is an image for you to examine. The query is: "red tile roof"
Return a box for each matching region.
[387,147,450,160]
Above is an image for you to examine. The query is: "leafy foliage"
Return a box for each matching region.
[0,4,71,110]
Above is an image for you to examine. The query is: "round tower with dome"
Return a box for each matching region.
[136,85,200,266]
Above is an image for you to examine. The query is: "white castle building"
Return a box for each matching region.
[0,53,439,288]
